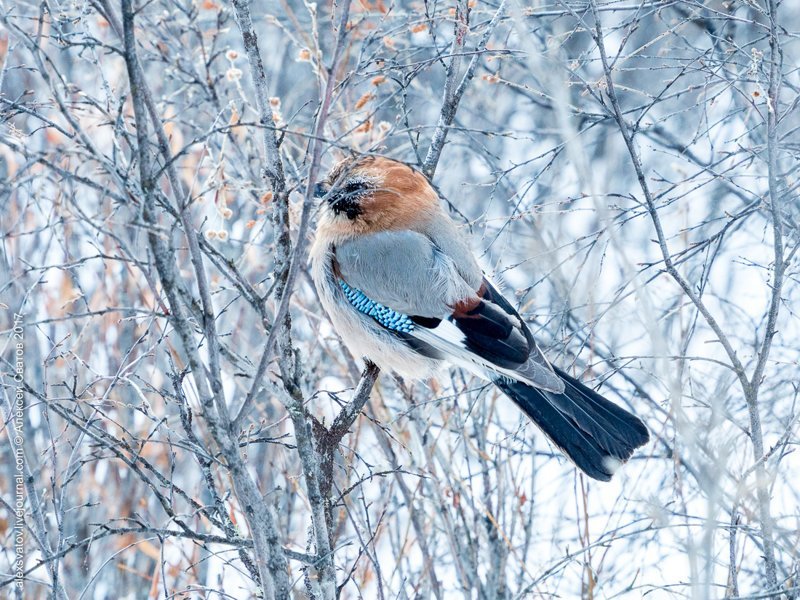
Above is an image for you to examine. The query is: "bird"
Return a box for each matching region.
[309,156,649,481]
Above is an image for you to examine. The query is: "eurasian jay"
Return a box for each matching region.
[309,156,649,481]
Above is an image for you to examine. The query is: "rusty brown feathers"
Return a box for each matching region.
[320,156,441,236]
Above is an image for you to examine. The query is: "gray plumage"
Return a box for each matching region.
[314,217,564,392]
[335,230,478,318]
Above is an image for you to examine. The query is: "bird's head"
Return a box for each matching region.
[314,156,440,234]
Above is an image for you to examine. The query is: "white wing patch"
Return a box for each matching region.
[411,322,565,393]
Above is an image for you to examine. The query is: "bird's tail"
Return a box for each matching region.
[495,367,649,481]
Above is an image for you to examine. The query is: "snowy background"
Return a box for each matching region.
[1,0,798,598]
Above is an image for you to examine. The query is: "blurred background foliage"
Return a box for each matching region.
[1,0,798,598]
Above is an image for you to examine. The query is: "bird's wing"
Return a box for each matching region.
[450,278,563,389]
[335,230,474,318]
[334,232,564,393]
[410,278,564,392]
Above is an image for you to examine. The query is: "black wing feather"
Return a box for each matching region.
[450,279,538,369]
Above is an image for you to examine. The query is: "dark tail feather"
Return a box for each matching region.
[495,367,649,481]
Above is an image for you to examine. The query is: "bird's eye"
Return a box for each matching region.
[327,177,371,220]
[343,180,367,195]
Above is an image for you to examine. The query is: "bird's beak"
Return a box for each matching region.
[313,181,329,199]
